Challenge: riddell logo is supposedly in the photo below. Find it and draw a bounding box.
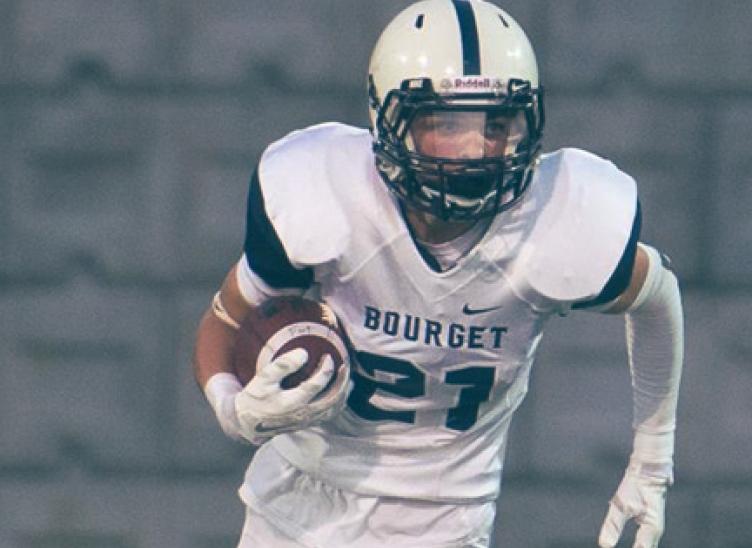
[441,77,504,91]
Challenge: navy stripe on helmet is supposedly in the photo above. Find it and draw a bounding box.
[452,0,481,75]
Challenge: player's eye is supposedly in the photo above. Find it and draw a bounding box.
[485,118,510,138]
[411,113,437,132]
[434,118,460,134]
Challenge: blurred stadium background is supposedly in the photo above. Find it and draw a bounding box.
[1,1,751,546]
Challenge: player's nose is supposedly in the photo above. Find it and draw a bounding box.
[455,130,486,159]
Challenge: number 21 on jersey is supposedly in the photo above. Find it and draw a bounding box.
[346,350,497,432]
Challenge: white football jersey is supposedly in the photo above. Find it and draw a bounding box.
[239,122,637,503]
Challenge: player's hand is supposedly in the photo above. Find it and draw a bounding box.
[598,463,670,548]
[234,348,350,444]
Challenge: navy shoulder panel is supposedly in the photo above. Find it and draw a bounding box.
[243,169,314,289]
[573,200,642,309]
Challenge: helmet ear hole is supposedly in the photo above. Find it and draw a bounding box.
[415,14,425,29]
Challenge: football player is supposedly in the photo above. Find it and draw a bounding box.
[193,1,684,546]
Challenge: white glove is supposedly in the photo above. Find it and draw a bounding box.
[204,348,350,445]
[598,462,671,548]
[234,348,350,444]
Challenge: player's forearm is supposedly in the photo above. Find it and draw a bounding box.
[194,263,255,389]
[193,307,239,389]
[193,305,252,442]
[193,255,308,388]
[624,245,684,471]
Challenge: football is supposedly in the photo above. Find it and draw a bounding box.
[232,296,348,390]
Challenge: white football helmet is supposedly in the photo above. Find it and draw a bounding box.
[369,0,544,221]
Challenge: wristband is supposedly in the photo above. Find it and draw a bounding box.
[204,372,245,442]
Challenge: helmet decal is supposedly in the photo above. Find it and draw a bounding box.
[452,0,481,75]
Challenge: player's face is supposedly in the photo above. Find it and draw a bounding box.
[408,109,519,160]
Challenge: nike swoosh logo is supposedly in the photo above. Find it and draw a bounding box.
[462,304,502,315]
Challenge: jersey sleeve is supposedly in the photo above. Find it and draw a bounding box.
[243,123,357,290]
[243,169,314,290]
[572,200,642,309]
[515,148,639,305]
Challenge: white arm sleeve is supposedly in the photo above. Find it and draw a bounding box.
[235,254,306,306]
[625,244,684,477]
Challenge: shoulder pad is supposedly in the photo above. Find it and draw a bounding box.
[258,123,369,268]
[517,148,638,303]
